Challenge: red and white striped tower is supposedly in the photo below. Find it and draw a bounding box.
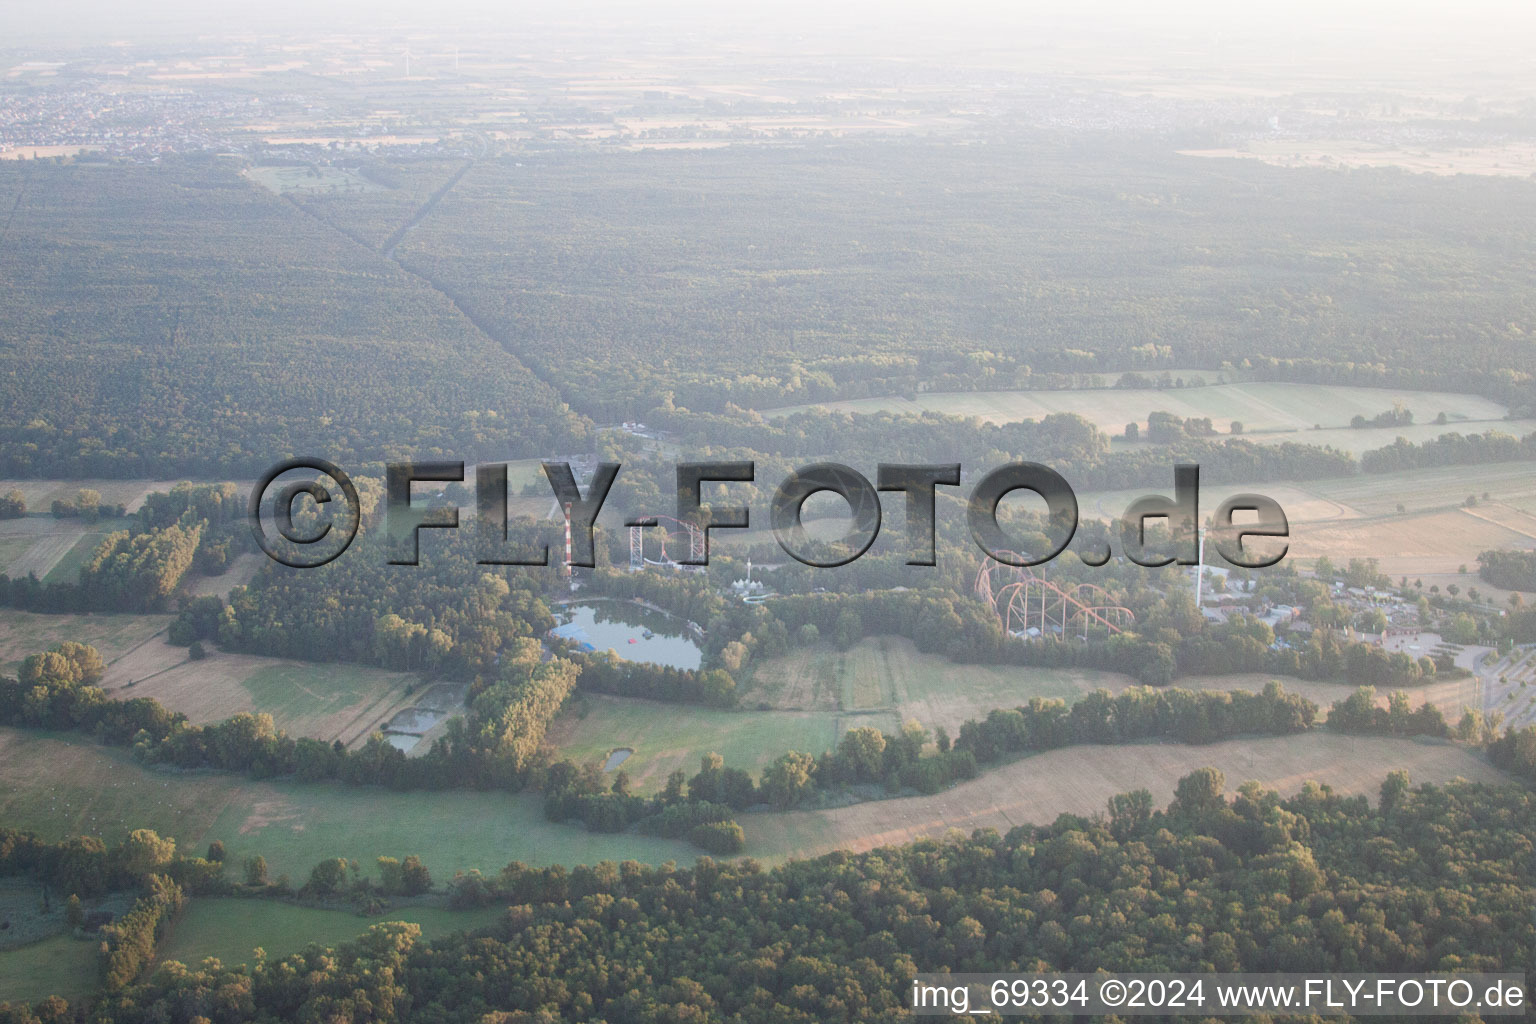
[563,502,573,577]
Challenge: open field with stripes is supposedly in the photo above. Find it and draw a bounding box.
[764,381,1513,438]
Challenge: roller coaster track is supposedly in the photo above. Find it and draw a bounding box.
[974,553,1135,640]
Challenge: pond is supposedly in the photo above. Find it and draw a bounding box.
[385,733,421,753]
[550,601,702,670]
[604,748,634,771]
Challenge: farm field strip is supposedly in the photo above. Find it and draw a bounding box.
[12,532,83,580]
[761,382,1510,436]
[0,479,194,514]
[0,513,139,582]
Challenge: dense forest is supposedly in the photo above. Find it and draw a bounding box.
[4,147,1536,477]
[1,771,1529,1022]
[391,144,1536,420]
[0,159,586,477]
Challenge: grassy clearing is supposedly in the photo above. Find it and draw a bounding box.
[549,695,840,794]
[0,729,696,881]
[157,899,506,970]
[0,609,171,674]
[0,934,97,1005]
[99,641,421,745]
[238,662,418,743]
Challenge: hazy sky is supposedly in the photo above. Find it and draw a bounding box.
[3,0,1534,91]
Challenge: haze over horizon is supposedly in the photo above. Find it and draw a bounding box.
[2,0,1534,96]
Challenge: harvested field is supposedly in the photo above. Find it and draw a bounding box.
[746,732,1509,859]
[1076,482,1355,526]
[1299,508,1536,575]
[1309,462,1536,517]
[763,382,1508,436]
[0,514,131,581]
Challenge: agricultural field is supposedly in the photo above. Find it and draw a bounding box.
[741,636,1131,735]
[0,608,435,750]
[1246,418,1536,457]
[1078,459,1536,579]
[746,731,1511,860]
[0,729,697,881]
[548,638,1133,796]
[553,639,1490,801]
[1308,461,1536,518]
[547,694,868,794]
[763,382,1510,438]
[0,610,171,674]
[0,513,135,583]
[1301,508,1536,577]
[156,899,506,971]
[102,640,424,747]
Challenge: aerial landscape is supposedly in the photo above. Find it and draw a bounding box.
[0,0,1533,1020]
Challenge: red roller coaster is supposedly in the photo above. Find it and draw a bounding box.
[974,553,1135,640]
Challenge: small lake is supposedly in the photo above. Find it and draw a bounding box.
[551,601,702,670]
